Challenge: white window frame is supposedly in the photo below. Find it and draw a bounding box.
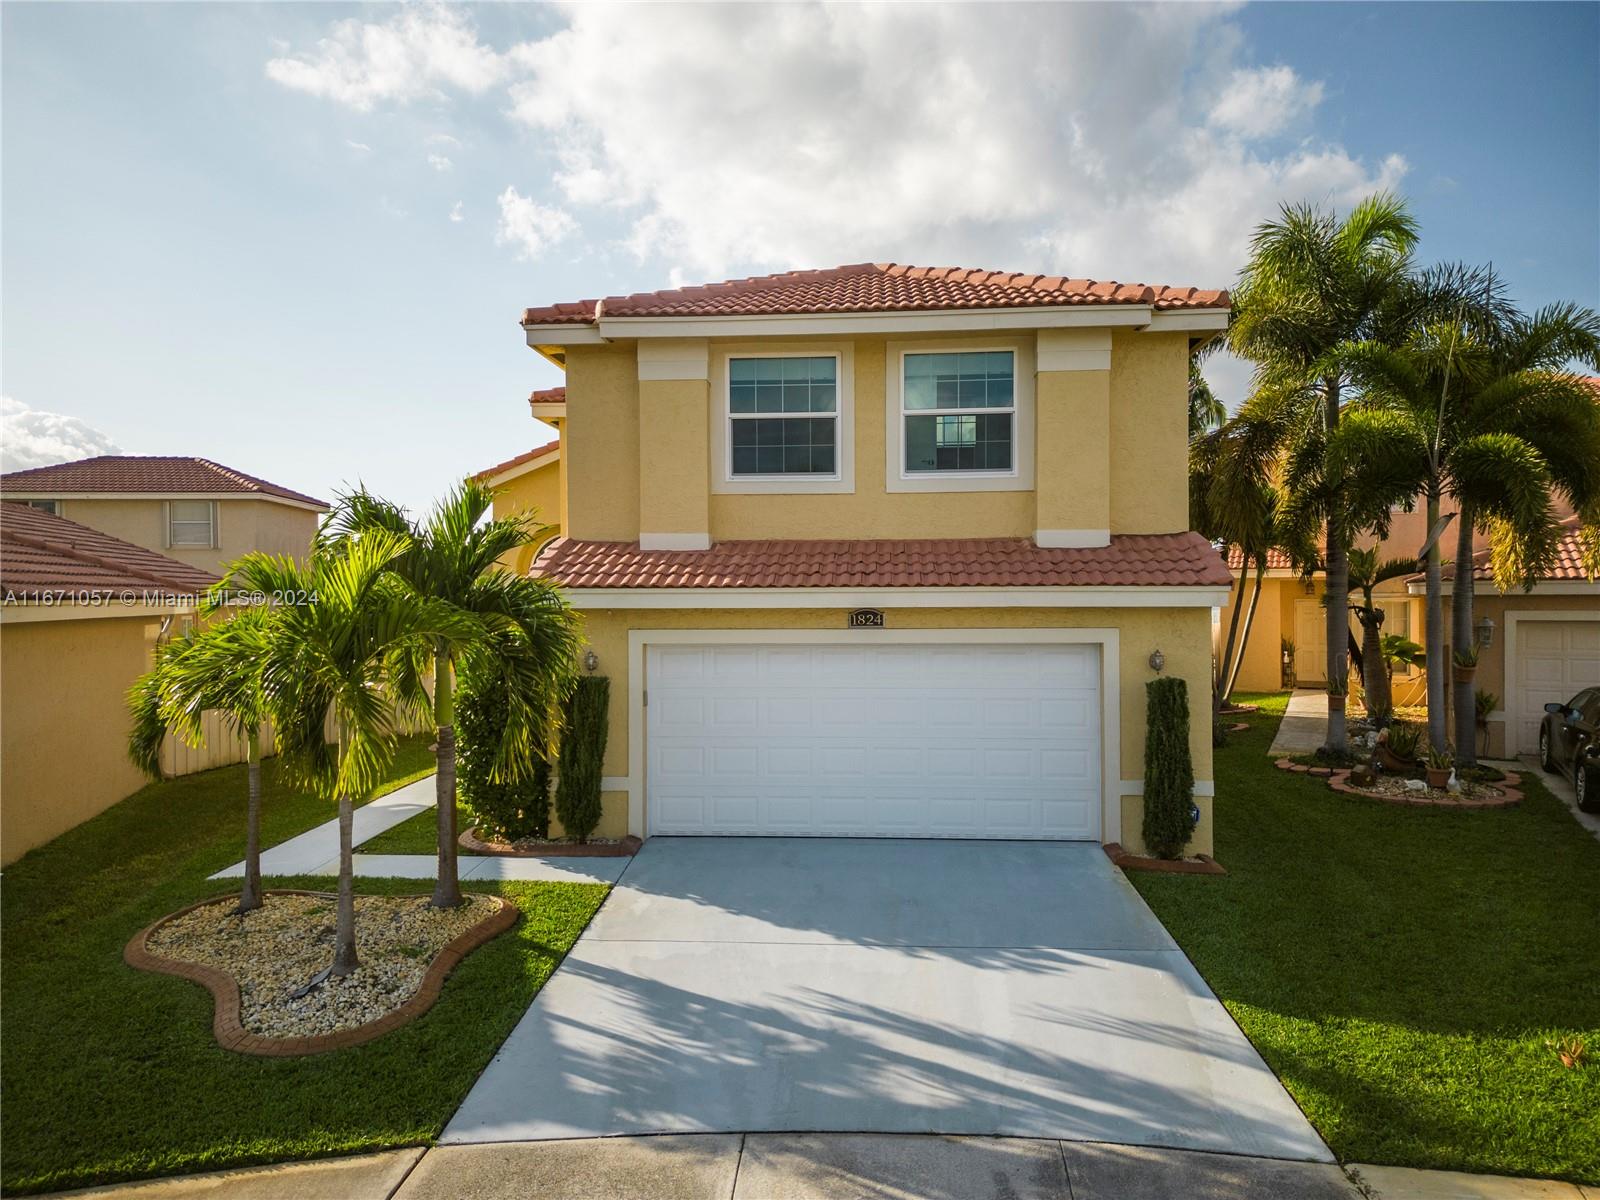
[167,499,216,548]
[711,344,854,494]
[886,339,1035,493]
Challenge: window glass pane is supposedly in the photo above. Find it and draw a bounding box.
[903,350,1015,410]
[729,382,756,413]
[26,500,58,515]
[904,413,1012,472]
[730,359,757,383]
[169,500,213,546]
[729,415,837,476]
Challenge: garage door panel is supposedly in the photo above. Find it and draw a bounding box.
[647,643,1103,840]
[1514,619,1600,754]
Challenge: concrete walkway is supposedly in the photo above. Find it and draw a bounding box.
[445,837,1329,1162]
[208,775,629,885]
[1268,687,1329,755]
[43,1139,1597,1200]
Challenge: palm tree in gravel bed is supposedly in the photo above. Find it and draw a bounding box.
[1345,546,1417,724]
[318,481,583,908]
[128,605,275,913]
[223,531,473,975]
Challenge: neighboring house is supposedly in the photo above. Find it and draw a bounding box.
[1407,515,1599,759]
[0,455,329,576]
[472,427,562,576]
[519,262,1234,855]
[0,503,218,865]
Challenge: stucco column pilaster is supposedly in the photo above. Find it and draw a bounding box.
[637,339,711,550]
[1034,328,1111,548]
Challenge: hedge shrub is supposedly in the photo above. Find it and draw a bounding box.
[456,665,550,842]
[555,675,609,843]
[1142,675,1196,859]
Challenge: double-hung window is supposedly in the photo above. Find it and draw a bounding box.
[902,350,1015,474]
[168,500,215,547]
[728,355,839,477]
[24,500,58,516]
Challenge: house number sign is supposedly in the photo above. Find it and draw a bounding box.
[847,608,885,628]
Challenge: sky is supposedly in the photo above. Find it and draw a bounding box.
[3,1,1596,516]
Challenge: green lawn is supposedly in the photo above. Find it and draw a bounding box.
[1133,692,1600,1184]
[356,801,471,854]
[0,742,607,1195]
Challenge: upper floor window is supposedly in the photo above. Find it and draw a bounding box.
[168,500,215,547]
[728,355,839,477]
[902,351,1015,474]
[24,500,58,516]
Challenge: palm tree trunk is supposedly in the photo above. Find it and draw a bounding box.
[1424,492,1447,751]
[1361,611,1392,720]
[1215,559,1250,715]
[1322,378,1349,754]
[431,645,462,908]
[332,792,359,976]
[1223,555,1267,704]
[236,725,263,915]
[1452,503,1477,765]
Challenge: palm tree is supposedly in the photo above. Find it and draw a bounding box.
[319,481,583,908]
[223,531,472,976]
[1228,193,1421,753]
[1329,303,1600,761]
[1189,361,1226,438]
[128,607,274,913]
[1345,546,1416,723]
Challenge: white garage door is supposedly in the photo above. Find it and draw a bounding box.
[1514,620,1600,753]
[646,643,1102,839]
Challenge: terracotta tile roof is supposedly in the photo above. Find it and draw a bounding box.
[523,263,1229,327]
[1434,516,1596,583]
[535,533,1232,590]
[0,456,328,508]
[1224,546,1297,571]
[529,387,566,405]
[1,502,219,601]
[473,438,560,483]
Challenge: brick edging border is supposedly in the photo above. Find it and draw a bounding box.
[1102,842,1227,875]
[1273,758,1523,809]
[124,889,518,1057]
[458,827,642,858]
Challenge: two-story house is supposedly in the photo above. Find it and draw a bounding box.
[520,263,1233,857]
[0,455,329,574]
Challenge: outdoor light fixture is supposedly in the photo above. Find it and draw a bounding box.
[582,648,599,674]
[1475,616,1495,650]
[1149,648,1165,674]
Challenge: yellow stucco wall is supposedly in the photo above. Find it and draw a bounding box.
[560,329,1191,544]
[1,612,157,865]
[33,497,319,575]
[489,456,563,575]
[574,605,1215,855]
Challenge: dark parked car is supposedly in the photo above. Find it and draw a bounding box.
[1540,688,1600,811]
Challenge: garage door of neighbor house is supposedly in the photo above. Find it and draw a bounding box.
[1514,619,1600,754]
[645,643,1102,839]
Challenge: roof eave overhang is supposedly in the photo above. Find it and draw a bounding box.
[556,584,1231,609]
[523,304,1229,347]
[1405,578,1599,596]
[0,491,328,513]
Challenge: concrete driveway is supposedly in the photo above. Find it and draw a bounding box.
[444,838,1329,1162]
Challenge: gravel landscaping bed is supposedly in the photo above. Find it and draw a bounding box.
[144,893,500,1038]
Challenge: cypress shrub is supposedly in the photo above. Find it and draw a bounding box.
[555,675,609,843]
[456,666,551,842]
[1142,676,1196,859]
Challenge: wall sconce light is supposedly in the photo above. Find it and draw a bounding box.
[1149,648,1165,674]
[1475,616,1495,650]
[582,648,599,674]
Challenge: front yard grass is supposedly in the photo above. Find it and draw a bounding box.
[0,743,607,1195]
[1133,692,1600,1184]
[355,801,471,854]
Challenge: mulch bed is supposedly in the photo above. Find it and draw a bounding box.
[1274,758,1523,809]
[459,827,643,857]
[125,890,516,1056]
[1103,842,1227,875]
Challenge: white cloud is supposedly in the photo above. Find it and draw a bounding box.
[345,139,372,153]
[272,4,1406,306]
[1207,65,1325,139]
[428,153,453,172]
[495,187,576,260]
[426,132,461,148]
[0,396,121,472]
[265,3,505,111]
[449,200,464,223]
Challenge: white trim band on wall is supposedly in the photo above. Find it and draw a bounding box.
[1036,328,1112,372]
[636,338,710,382]
[1120,780,1216,797]
[638,533,713,551]
[1035,529,1111,549]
